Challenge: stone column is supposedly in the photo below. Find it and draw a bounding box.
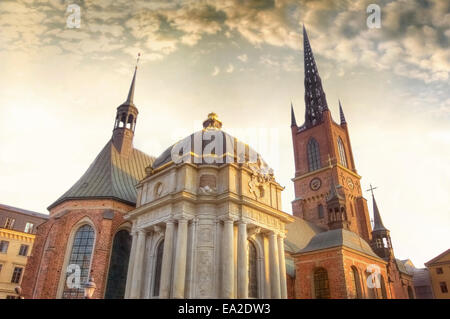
[124,230,137,298]
[277,234,288,299]
[221,218,234,298]
[237,221,248,298]
[130,229,146,298]
[268,231,281,298]
[172,218,189,298]
[159,220,175,298]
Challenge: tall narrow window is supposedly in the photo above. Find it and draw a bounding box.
[307,138,321,171]
[318,204,324,219]
[11,267,23,284]
[440,282,448,293]
[337,137,348,168]
[314,268,330,299]
[380,275,388,299]
[351,267,362,298]
[24,222,34,234]
[62,224,95,299]
[407,286,415,299]
[365,272,376,299]
[0,241,9,253]
[153,240,164,297]
[18,244,29,256]
[105,230,132,299]
[248,241,258,298]
[4,218,15,229]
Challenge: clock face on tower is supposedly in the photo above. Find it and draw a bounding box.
[346,177,354,190]
[310,178,321,191]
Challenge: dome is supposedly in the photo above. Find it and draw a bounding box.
[151,113,274,177]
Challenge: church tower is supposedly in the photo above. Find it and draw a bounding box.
[291,26,372,242]
[112,66,139,157]
[370,194,394,260]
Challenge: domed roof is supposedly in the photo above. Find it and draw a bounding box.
[151,113,274,177]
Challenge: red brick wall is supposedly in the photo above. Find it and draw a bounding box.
[291,111,372,241]
[293,247,391,299]
[22,199,134,299]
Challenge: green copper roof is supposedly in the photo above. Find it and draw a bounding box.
[48,140,154,210]
[298,228,380,259]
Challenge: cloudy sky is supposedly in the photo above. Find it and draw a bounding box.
[0,0,449,267]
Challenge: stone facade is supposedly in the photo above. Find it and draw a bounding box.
[124,121,294,298]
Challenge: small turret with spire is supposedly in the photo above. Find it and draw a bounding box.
[112,54,140,156]
[326,177,349,230]
[368,186,394,261]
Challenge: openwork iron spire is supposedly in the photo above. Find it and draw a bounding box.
[303,26,328,128]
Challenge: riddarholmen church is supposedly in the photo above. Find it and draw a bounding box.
[21,27,416,299]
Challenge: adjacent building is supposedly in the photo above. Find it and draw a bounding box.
[0,204,48,299]
[425,249,450,299]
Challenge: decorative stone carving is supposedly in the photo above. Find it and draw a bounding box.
[196,250,213,297]
[248,156,274,198]
[199,174,217,195]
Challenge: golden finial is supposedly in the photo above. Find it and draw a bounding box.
[203,112,222,130]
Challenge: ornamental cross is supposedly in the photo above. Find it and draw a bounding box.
[366,184,378,197]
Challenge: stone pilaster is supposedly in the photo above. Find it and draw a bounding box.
[159,220,175,298]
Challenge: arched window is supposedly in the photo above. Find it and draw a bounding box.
[119,113,126,128]
[248,241,258,298]
[105,229,132,299]
[407,286,414,299]
[337,137,348,168]
[62,224,95,299]
[127,114,134,130]
[153,240,164,297]
[307,138,321,171]
[313,268,330,299]
[380,275,388,299]
[351,266,362,298]
[365,272,376,299]
[318,204,324,219]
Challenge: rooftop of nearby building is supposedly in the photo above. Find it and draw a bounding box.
[48,140,154,210]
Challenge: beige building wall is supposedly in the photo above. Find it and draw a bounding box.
[426,249,450,299]
[0,229,35,299]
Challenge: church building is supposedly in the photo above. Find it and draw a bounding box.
[21,27,415,299]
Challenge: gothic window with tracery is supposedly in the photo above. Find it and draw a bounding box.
[62,224,95,299]
[338,137,348,168]
[307,138,321,171]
